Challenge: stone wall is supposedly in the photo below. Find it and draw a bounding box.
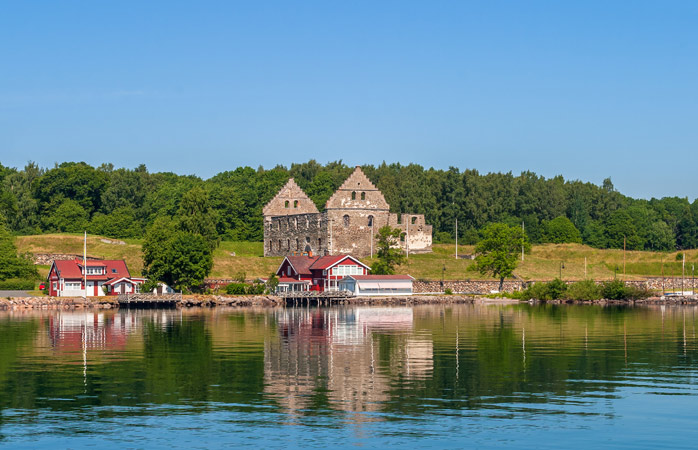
[264,212,328,256]
[32,253,103,265]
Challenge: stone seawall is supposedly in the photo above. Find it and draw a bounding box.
[414,277,696,294]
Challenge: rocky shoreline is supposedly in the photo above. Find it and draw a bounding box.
[3,294,696,310]
[0,294,475,310]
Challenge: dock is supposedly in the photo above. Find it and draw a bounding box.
[278,290,353,306]
[117,293,182,307]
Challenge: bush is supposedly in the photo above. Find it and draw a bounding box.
[444,288,453,295]
[225,283,248,295]
[601,279,627,300]
[565,279,602,301]
[0,279,35,290]
[522,279,567,300]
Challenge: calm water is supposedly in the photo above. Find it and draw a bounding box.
[1,303,698,449]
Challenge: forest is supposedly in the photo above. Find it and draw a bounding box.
[0,160,697,251]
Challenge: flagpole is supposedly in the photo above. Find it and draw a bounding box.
[83,231,87,299]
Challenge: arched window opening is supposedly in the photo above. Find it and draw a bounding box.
[351,191,356,200]
[368,215,374,227]
[278,239,282,250]
[294,200,299,208]
[284,200,289,208]
[411,217,417,225]
[361,192,365,200]
[400,233,405,242]
[287,239,290,250]
[318,238,322,249]
[296,238,300,250]
[343,215,350,227]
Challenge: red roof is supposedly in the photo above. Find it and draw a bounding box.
[278,277,310,283]
[51,259,131,281]
[284,256,319,276]
[310,255,370,271]
[345,275,414,281]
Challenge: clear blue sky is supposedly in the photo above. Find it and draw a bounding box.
[1,1,697,200]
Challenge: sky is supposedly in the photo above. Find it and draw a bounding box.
[1,1,697,200]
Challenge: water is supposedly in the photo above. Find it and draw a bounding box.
[1,303,697,449]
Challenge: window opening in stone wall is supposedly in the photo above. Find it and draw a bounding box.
[411,217,417,224]
[294,200,298,208]
[361,192,365,200]
[285,200,289,208]
[294,217,297,229]
[368,215,373,227]
[397,215,402,224]
[351,191,356,200]
[343,215,350,227]
[318,238,322,249]
[287,239,290,250]
[306,236,311,243]
[278,239,282,250]
[296,238,299,250]
[400,233,405,242]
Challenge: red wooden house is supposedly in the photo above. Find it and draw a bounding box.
[276,254,371,292]
[47,258,146,297]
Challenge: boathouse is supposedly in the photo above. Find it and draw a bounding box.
[337,275,415,296]
[275,254,371,293]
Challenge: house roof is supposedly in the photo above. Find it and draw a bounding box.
[343,275,415,281]
[50,259,131,281]
[277,277,311,283]
[310,254,371,271]
[280,256,319,276]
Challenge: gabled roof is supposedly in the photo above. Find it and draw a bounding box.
[309,254,371,271]
[277,277,311,283]
[49,259,131,280]
[278,255,319,276]
[103,276,140,286]
[263,178,319,217]
[325,166,389,210]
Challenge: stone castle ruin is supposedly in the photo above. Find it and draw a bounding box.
[263,167,432,257]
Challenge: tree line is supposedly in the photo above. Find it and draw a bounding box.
[1,160,697,251]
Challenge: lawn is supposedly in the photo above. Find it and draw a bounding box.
[15,234,698,281]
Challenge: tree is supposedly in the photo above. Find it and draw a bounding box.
[470,223,530,291]
[142,217,213,292]
[42,199,88,233]
[89,206,141,238]
[0,224,38,280]
[543,216,582,244]
[371,225,406,275]
[177,186,219,250]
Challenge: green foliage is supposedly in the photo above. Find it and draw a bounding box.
[0,225,38,281]
[89,206,141,238]
[266,273,279,293]
[521,279,567,300]
[676,252,684,261]
[0,279,35,290]
[565,279,602,301]
[2,160,698,253]
[434,231,454,244]
[372,225,406,275]
[543,216,582,244]
[470,223,530,290]
[600,279,652,300]
[42,199,88,233]
[444,288,453,295]
[225,283,248,295]
[142,217,213,291]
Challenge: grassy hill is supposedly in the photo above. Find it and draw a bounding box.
[15,234,698,282]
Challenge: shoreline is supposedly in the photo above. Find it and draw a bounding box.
[2,294,696,310]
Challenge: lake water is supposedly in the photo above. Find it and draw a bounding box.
[1,303,697,449]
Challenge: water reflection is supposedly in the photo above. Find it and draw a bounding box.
[2,304,698,447]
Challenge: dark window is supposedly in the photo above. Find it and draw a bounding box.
[284,200,289,208]
[343,215,350,227]
[351,191,356,200]
[112,268,117,273]
[318,238,322,248]
[294,200,298,208]
[306,236,311,243]
[411,217,417,224]
[368,215,374,227]
[296,238,299,250]
[361,192,365,200]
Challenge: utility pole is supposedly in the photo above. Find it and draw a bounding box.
[455,217,458,260]
[370,220,374,259]
[623,236,626,279]
[521,221,525,261]
[682,252,685,295]
[83,231,87,299]
[406,215,410,259]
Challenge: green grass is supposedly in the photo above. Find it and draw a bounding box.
[15,234,698,281]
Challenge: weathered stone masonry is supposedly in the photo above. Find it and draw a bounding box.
[263,167,433,258]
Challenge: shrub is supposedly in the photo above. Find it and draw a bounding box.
[601,279,627,300]
[444,288,453,295]
[565,279,602,301]
[0,279,35,290]
[546,278,568,300]
[225,283,248,295]
[521,278,567,300]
